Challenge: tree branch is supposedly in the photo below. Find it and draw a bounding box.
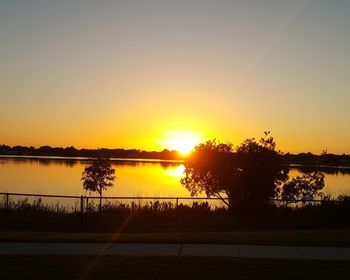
[212,193,230,207]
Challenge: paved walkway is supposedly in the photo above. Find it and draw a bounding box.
[1,242,350,260]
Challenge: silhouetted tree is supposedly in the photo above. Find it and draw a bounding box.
[232,132,289,210]
[281,172,325,205]
[180,140,235,206]
[81,158,116,211]
[181,132,289,213]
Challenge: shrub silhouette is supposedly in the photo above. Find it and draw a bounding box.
[281,172,325,205]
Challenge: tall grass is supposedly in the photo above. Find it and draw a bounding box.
[1,196,350,232]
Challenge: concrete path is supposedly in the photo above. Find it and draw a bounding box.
[1,242,350,260]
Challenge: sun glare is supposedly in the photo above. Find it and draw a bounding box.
[166,165,185,177]
[161,131,201,155]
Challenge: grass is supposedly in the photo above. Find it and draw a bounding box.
[1,229,350,246]
[0,256,349,280]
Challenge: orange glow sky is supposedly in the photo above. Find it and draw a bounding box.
[1,1,350,153]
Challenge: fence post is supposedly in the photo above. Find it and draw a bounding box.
[86,197,89,212]
[85,196,89,225]
[5,193,9,221]
[175,198,179,229]
[80,195,84,229]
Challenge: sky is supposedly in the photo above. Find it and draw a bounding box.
[1,0,349,154]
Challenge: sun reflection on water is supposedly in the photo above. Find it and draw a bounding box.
[166,165,185,178]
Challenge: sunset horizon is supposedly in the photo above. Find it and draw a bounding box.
[1,133,349,156]
[1,1,350,154]
[1,2,350,277]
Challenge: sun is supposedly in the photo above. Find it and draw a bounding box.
[161,131,201,155]
[167,138,197,155]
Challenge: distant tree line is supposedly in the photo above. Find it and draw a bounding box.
[1,144,350,166]
[0,145,182,160]
[283,152,350,167]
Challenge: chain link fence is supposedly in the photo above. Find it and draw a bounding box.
[1,192,82,213]
[0,192,345,232]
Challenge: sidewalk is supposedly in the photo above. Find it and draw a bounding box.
[1,242,350,260]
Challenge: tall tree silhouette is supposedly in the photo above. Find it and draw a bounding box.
[81,158,116,211]
[181,132,289,213]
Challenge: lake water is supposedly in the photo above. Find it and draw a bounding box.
[1,157,350,198]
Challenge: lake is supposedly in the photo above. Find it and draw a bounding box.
[1,157,350,198]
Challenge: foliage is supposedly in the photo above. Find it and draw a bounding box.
[181,132,289,212]
[232,132,289,209]
[180,139,236,204]
[81,158,116,210]
[281,172,325,204]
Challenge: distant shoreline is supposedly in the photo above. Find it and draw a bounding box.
[0,155,183,164]
[1,145,350,167]
[2,155,350,171]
